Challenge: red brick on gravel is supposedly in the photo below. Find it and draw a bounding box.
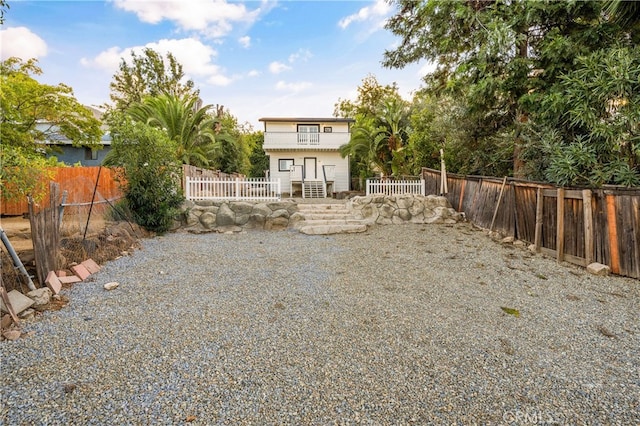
[58,275,82,284]
[81,259,101,274]
[70,264,91,281]
[45,271,62,295]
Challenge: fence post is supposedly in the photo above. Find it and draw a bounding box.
[534,187,543,253]
[235,178,240,201]
[606,194,620,274]
[58,190,68,230]
[582,189,593,265]
[557,188,565,263]
[185,176,191,200]
[420,179,425,196]
[490,176,508,232]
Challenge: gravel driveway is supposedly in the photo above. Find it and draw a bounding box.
[1,223,638,425]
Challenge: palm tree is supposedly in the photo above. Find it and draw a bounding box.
[605,0,640,29]
[127,94,218,167]
[340,96,411,178]
[379,98,410,176]
[339,116,389,177]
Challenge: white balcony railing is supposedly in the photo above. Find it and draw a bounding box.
[298,132,319,145]
[263,132,351,150]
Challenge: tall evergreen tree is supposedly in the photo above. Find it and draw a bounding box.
[383,0,639,186]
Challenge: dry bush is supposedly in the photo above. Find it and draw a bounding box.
[1,249,27,293]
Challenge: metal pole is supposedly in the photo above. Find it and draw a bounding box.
[83,166,102,241]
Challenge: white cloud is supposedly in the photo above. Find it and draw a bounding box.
[247,69,261,77]
[113,0,267,38]
[238,35,251,48]
[81,37,232,86]
[207,74,232,86]
[0,27,48,60]
[288,48,312,64]
[80,46,122,70]
[269,61,291,74]
[275,81,312,92]
[338,0,391,30]
[419,61,437,76]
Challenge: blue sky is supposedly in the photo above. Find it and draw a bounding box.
[1,0,432,129]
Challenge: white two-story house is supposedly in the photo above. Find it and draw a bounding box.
[260,117,354,198]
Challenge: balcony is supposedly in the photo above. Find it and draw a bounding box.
[263,132,351,151]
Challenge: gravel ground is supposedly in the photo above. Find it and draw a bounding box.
[1,223,638,425]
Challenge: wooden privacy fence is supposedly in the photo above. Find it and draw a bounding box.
[1,167,123,216]
[366,178,426,196]
[181,164,244,192]
[422,167,640,279]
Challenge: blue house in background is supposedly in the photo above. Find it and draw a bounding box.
[43,106,112,166]
[45,132,112,166]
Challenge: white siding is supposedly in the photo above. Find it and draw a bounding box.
[264,121,350,133]
[267,150,350,193]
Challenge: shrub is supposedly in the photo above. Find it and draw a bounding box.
[104,118,183,234]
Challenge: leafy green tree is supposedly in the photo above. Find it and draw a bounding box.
[125,94,218,167]
[103,114,183,233]
[537,45,640,186]
[334,74,400,119]
[408,92,467,173]
[0,57,102,200]
[209,109,252,175]
[246,131,269,178]
[109,48,198,112]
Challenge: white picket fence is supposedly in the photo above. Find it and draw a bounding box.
[185,177,281,201]
[366,178,425,196]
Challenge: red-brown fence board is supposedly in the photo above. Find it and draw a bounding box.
[1,167,123,216]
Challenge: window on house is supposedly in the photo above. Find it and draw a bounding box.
[297,124,320,133]
[279,159,294,171]
[85,148,98,160]
[297,124,320,145]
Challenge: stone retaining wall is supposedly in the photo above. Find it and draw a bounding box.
[178,195,462,233]
[179,200,298,233]
[348,194,463,225]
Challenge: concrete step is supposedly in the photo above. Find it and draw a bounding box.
[295,218,365,227]
[298,224,368,235]
[299,213,353,220]
[297,203,347,211]
[294,202,368,234]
